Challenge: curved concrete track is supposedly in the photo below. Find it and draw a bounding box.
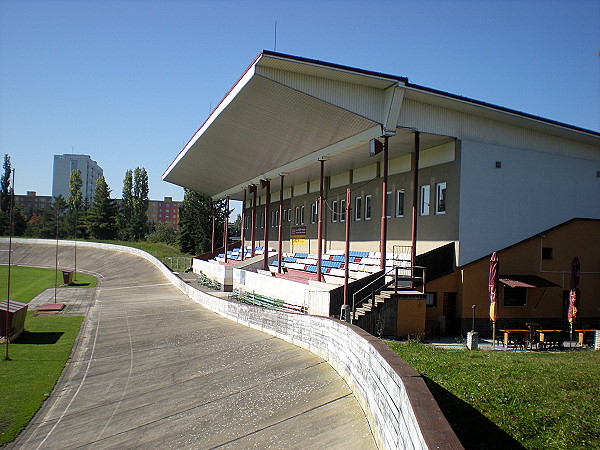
[9,242,375,449]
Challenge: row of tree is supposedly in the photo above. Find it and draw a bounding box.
[0,154,237,256]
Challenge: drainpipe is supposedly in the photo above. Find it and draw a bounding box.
[277,174,285,274]
[250,184,257,257]
[261,179,271,271]
[411,131,420,287]
[223,195,229,263]
[317,159,325,282]
[342,188,351,321]
[380,136,389,270]
[240,188,246,261]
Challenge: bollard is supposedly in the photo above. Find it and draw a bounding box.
[467,331,479,350]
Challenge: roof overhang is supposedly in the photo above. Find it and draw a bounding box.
[499,275,560,289]
[163,51,414,199]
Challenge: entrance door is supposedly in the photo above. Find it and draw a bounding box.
[443,292,460,335]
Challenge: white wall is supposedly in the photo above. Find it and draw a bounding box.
[458,140,600,265]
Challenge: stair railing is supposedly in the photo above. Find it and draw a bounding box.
[352,267,396,321]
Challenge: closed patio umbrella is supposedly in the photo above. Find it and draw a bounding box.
[489,252,499,347]
[568,256,580,346]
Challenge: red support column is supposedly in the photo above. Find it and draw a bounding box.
[250,185,257,257]
[211,215,215,255]
[342,188,351,321]
[240,188,246,261]
[224,196,229,263]
[316,159,325,282]
[411,131,420,284]
[261,179,271,271]
[380,136,389,270]
[277,174,285,274]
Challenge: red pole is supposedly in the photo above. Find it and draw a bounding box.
[211,215,215,255]
[342,188,351,321]
[411,131,420,285]
[261,179,271,271]
[250,185,257,257]
[316,159,325,282]
[240,188,246,261]
[380,136,389,270]
[223,196,229,263]
[277,174,284,274]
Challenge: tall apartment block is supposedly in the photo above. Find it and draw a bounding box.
[52,154,103,205]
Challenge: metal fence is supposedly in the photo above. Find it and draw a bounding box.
[162,256,192,272]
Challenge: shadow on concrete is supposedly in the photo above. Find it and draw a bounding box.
[422,376,525,450]
[15,331,64,345]
[67,282,91,287]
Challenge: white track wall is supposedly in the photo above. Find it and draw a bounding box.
[7,239,460,450]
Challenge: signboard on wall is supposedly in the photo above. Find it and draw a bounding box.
[291,226,306,245]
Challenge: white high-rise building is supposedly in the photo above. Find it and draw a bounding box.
[52,154,103,205]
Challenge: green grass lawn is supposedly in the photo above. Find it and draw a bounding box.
[90,240,192,262]
[0,265,97,303]
[0,265,94,444]
[387,341,600,449]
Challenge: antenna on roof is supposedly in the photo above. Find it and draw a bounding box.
[274,20,277,52]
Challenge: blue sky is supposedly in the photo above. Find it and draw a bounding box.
[1,0,598,203]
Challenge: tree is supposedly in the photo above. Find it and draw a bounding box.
[178,190,225,255]
[131,167,149,240]
[66,169,84,238]
[117,167,149,240]
[117,169,133,240]
[85,177,117,239]
[0,154,11,213]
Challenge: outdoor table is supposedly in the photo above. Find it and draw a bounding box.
[575,329,596,347]
[500,329,529,348]
[537,330,563,350]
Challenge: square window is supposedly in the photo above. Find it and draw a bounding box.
[396,190,404,217]
[435,182,446,215]
[355,196,362,221]
[420,185,430,216]
[425,292,437,307]
[542,247,553,260]
[504,287,527,307]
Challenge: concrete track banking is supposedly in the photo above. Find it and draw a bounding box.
[7,242,375,449]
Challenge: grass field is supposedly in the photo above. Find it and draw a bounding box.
[0,265,93,445]
[387,341,600,449]
[0,265,97,303]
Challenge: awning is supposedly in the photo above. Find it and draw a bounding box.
[499,275,560,289]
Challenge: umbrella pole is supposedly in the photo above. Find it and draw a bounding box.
[570,322,573,349]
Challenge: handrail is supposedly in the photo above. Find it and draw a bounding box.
[352,267,396,320]
[351,265,428,322]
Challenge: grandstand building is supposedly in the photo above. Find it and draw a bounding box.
[163,51,600,336]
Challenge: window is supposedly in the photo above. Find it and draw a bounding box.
[396,190,404,217]
[355,196,362,221]
[300,205,305,224]
[504,287,527,307]
[287,208,291,222]
[420,185,430,216]
[282,208,288,223]
[340,199,346,222]
[310,201,317,224]
[542,247,553,260]
[331,200,338,222]
[425,292,437,307]
[259,212,264,229]
[295,206,300,225]
[364,195,371,220]
[386,191,392,218]
[435,182,446,215]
